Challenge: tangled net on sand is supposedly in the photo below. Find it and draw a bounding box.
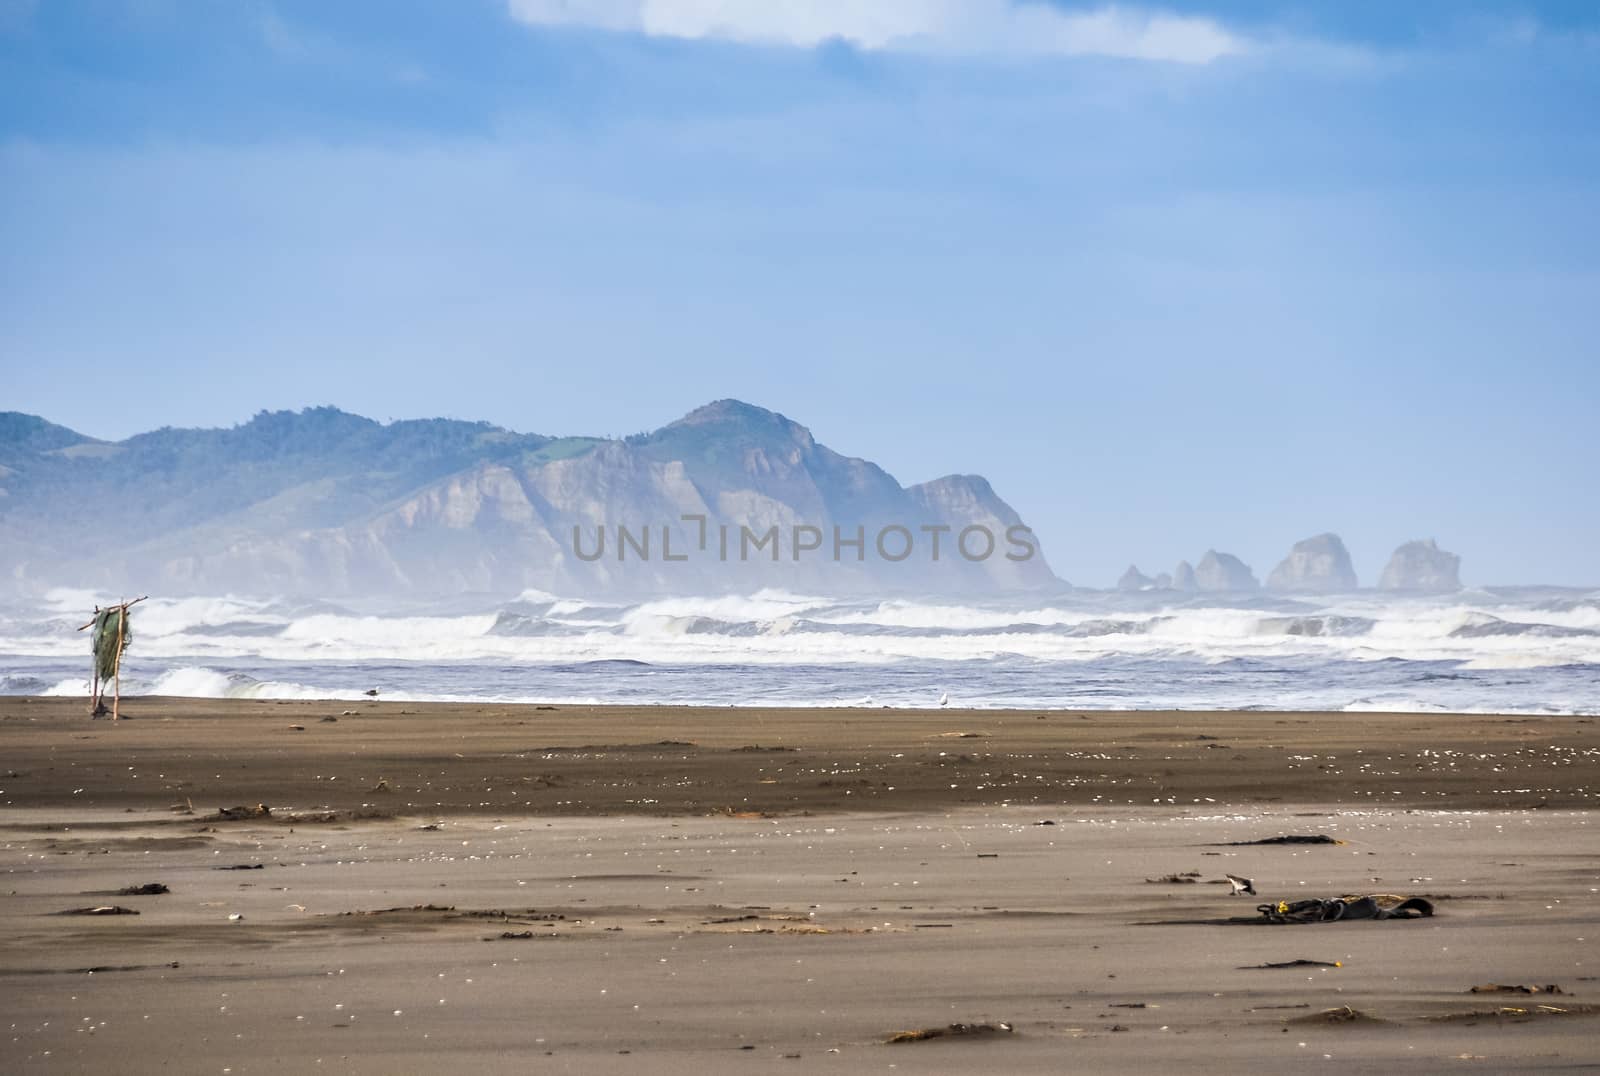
[1257,894,1434,924]
[90,607,132,681]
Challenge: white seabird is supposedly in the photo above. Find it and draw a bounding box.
[1225,873,1256,896]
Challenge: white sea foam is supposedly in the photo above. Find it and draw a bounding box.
[41,587,107,612]
[623,590,830,625]
[42,676,92,696]
[1456,653,1578,671]
[277,613,499,652]
[134,595,286,636]
[809,600,1079,630]
[147,666,238,697]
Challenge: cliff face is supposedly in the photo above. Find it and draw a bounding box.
[1268,533,1359,593]
[1195,550,1259,591]
[1172,560,1197,591]
[903,474,1052,591]
[1380,539,1462,591]
[0,401,1061,598]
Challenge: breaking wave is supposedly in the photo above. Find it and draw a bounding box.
[2,585,1597,712]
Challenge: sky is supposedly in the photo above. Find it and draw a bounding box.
[2,0,1597,587]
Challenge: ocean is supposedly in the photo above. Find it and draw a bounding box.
[2,586,1598,714]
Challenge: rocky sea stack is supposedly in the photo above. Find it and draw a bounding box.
[1380,539,1462,592]
[1117,565,1154,591]
[1268,533,1359,593]
[1195,550,1259,591]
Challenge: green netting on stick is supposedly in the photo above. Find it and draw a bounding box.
[91,608,131,681]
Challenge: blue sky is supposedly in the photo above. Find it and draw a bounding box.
[2,1,1597,586]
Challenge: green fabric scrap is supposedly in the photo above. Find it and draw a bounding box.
[91,608,131,680]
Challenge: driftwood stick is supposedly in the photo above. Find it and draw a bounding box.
[113,599,125,721]
[76,596,146,631]
[85,604,102,713]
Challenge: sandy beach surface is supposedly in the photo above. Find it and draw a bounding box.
[2,698,1597,1072]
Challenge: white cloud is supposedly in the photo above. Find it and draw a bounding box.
[506,1,1250,64]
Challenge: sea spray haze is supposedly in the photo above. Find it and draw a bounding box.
[2,585,1597,714]
[0,402,1055,599]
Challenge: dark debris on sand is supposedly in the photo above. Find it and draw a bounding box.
[1240,958,1341,969]
[13,962,182,976]
[212,804,272,821]
[1257,895,1434,924]
[1432,1003,1596,1022]
[1290,1006,1389,1025]
[886,1022,1013,1044]
[204,803,396,826]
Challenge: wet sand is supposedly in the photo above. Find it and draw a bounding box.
[2,698,1597,1072]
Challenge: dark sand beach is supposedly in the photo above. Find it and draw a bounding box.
[3,698,1597,1072]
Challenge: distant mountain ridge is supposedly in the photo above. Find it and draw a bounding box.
[0,401,1060,598]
